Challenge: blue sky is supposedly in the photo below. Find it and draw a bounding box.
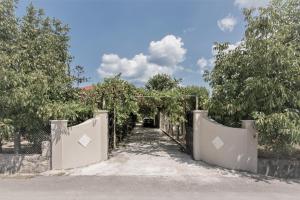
[16,0,268,87]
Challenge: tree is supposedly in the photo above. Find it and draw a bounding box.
[0,1,91,153]
[86,74,139,148]
[182,86,209,111]
[145,73,181,91]
[72,65,89,87]
[0,0,19,152]
[205,0,300,151]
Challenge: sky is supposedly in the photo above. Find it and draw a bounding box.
[16,0,269,87]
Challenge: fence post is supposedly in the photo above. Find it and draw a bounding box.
[193,110,208,160]
[50,120,68,170]
[41,141,51,158]
[241,120,258,173]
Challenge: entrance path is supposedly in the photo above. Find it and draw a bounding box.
[69,125,243,178]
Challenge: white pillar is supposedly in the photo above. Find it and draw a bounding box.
[94,110,109,161]
[193,110,208,160]
[50,120,68,170]
[241,120,258,173]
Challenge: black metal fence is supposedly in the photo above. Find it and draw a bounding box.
[185,111,193,155]
[159,111,193,155]
[0,125,51,154]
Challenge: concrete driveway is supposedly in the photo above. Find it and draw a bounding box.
[68,125,234,178]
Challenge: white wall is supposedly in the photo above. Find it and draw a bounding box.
[193,110,257,173]
[51,111,108,170]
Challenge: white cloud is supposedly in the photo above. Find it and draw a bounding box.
[148,35,186,66]
[198,41,242,75]
[97,35,187,83]
[196,57,215,75]
[183,27,196,34]
[234,0,269,8]
[217,15,237,32]
[211,41,243,56]
[227,41,243,51]
[197,58,208,69]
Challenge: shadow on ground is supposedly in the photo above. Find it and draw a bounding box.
[115,125,300,184]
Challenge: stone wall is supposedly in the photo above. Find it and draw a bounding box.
[0,154,50,174]
[258,158,300,179]
[0,141,51,174]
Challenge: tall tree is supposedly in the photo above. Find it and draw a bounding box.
[0,0,19,152]
[145,73,181,91]
[86,74,139,148]
[205,0,300,150]
[0,1,90,152]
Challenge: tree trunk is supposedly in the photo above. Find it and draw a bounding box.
[113,107,116,149]
[0,137,2,153]
[170,123,174,136]
[176,125,180,140]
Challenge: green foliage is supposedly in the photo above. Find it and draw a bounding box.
[0,119,14,141]
[140,74,209,124]
[145,73,181,91]
[0,0,89,148]
[182,86,209,110]
[86,74,139,126]
[84,74,139,147]
[205,0,300,149]
[253,110,300,152]
[137,88,161,118]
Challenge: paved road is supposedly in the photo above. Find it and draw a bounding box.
[0,175,299,200]
[0,125,299,200]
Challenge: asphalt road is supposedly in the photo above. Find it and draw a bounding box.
[0,175,299,200]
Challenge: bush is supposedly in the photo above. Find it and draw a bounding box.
[254,111,300,152]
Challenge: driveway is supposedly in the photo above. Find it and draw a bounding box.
[68,124,233,178]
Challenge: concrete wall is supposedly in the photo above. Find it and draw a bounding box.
[51,111,108,170]
[193,110,257,173]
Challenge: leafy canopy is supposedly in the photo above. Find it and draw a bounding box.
[205,0,300,150]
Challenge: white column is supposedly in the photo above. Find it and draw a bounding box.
[50,120,68,170]
[193,110,208,160]
[94,110,109,161]
[241,120,258,173]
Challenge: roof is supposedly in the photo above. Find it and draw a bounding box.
[81,85,95,91]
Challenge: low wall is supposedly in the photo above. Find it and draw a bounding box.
[0,154,50,174]
[258,158,300,179]
[0,141,51,174]
[51,111,108,170]
[193,110,257,173]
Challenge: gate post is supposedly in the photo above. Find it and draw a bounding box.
[50,120,68,170]
[241,120,258,173]
[94,110,109,161]
[193,110,208,160]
